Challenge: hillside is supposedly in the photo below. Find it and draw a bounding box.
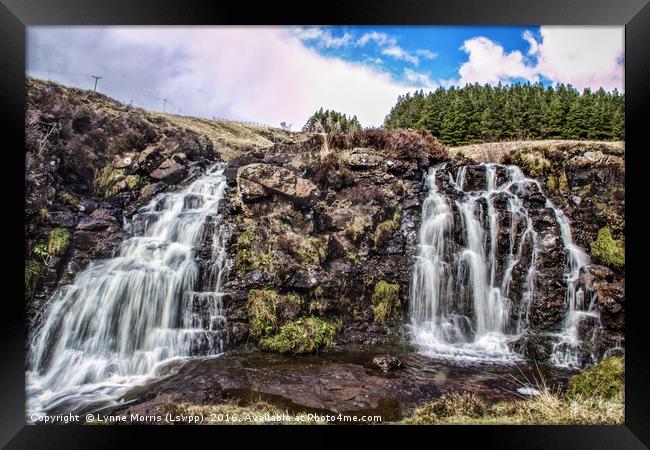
[153,113,297,160]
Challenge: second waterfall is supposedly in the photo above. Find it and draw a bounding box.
[409,162,594,363]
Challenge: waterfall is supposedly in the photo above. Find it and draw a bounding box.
[27,166,229,417]
[410,163,593,364]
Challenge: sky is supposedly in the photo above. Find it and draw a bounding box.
[26,26,624,129]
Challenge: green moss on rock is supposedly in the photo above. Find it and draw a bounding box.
[248,289,302,338]
[37,208,50,222]
[32,242,49,261]
[48,227,71,257]
[546,172,569,195]
[371,280,401,323]
[94,163,126,197]
[373,220,397,249]
[590,226,625,269]
[568,356,624,400]
[125,174,145,190]
[345,216,368,243]
[236,226,257,272]
[298,237,325,265]
[258,317,338,354]
[510,151,551,177]
[57,191,79,209]
[25,258,45,301]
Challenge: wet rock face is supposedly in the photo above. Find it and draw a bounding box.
[429,163,571,335]
[510,334,557,361]
[149,158,188,184]
[563,151,625,252]
[494,144,625,362]
[578,265,625,332]
[220,132,445,347]
[412,159,624,365]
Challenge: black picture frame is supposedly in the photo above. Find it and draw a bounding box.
[2,0,648,447]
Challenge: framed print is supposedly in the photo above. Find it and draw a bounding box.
[2,0,649,447]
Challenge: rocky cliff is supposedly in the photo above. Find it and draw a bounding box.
[25,79,624,366]
[219,130,447,349]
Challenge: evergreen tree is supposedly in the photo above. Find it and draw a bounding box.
[544,96,565,138]
[440,96,469,146]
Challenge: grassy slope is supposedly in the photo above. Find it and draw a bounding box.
[154,113,299,160]
[449,139,625,163]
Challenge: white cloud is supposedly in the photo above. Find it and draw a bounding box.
[382,45,420,65]
[403,68,436,88]
[416,49,438,60]
[357,31,394,47]
[457,36,538,85]
[528,26,623,91]
[28,27,417,127]
[357,31,436,66]
[293,27,353,48]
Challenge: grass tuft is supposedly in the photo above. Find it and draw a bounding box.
[371,280,401,323]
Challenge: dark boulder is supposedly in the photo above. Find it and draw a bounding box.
[510,333,557,361]
[150,159,188,185]
[136,144,166,173]
[237,163,318,206]
[347,148,383,170]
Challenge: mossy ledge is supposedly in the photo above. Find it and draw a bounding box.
[590,226,625,269]
[568,355,624,400]
[373,207,401,250]
[47,227,71,257]
[259,317,339,354]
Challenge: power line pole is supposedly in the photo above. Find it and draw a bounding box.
[163,98,167,113]
[178,109,181,115]
[91,75,102,92]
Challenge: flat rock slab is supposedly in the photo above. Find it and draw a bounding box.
[113,348,575,421]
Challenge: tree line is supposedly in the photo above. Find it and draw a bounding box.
[383,82,624,146]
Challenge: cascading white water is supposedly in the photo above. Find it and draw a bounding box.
[410,164,523,360]
[410,163,592,364]
[27,166,229,417]
[549,207,593,366]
